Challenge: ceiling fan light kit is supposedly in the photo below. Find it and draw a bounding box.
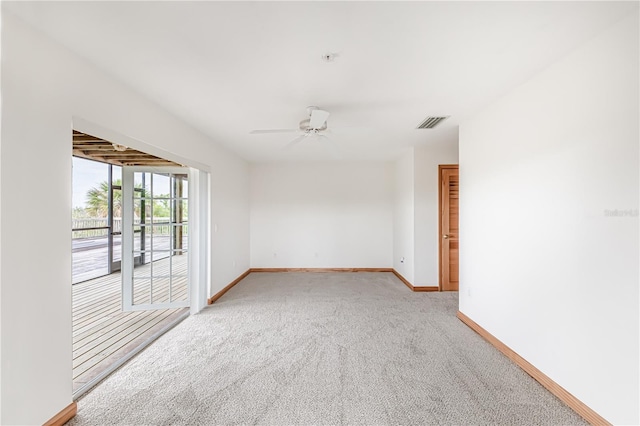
[299,119,326,133]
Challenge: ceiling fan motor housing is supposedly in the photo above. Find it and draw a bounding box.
[299,118,327,132]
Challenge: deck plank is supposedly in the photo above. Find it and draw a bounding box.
[72,309,187,390]
[72,254,188,392]
[73,287,188,353]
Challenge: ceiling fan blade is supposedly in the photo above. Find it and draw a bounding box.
[250,129,298,134]
[282,135,306,150]
[309,109,330,129]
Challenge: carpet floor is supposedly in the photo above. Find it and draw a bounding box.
[68,272,587,425]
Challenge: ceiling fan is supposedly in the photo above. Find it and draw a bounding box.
[250,106,340,155]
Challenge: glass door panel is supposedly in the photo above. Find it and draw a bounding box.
[122,167,190,311]
[72,157,110,284]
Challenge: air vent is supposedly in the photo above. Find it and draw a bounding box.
[416,116,449,129]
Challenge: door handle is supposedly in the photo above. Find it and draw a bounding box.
[443,234,449,239]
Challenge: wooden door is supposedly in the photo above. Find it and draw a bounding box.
[439,165,459,291]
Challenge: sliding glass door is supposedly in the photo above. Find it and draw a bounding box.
[122,166,190,311]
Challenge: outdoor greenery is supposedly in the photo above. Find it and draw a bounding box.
[78,179,176,219]
[73,178,188,239]
[86,180,121,217]
[72,206,91,219]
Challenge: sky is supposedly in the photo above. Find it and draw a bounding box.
[72,157,120,209]
[73,158,175,209]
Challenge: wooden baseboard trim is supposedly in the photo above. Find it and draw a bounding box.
[43,402,77,426]
[207,269,251,305]
[412,285,439,292]
[456,311,611,426]
[209,268,435,304]
[250,268,393,273]
[392,269,414,290]
[392,269,439,292]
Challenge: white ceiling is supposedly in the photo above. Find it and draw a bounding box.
[4,1,637,162]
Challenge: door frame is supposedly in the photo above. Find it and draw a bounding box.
[73,117,211,313]
[438,164,459,291]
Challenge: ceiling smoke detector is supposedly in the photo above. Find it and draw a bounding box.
[112,143,128,151]
[321,52,338,62]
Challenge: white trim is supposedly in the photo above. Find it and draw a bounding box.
[189,169,210,315]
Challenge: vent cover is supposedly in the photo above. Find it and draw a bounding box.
[416,116,449,129]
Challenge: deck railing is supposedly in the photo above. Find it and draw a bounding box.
[72,218,187,239]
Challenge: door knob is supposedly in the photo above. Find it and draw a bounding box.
[443,234,449,239]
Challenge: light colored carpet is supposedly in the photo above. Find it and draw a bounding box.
[68,272,587,425]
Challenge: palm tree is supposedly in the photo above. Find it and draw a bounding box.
[85,179,168,218]
[85,180,121,218]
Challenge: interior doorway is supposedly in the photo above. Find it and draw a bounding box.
[439,164,459,291]
[71,130,198,396]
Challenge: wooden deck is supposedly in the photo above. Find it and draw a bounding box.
[73,254,189,393]
[72,234,186,284]
[72,236,110,284]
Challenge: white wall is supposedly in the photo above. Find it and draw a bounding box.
[0,11,249,425]
[210,157,250,288]
[393,150,415,281]
[0,8,3,422]
[459,13,638,425]
[250,162,393,268]
[413,135,459,287]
